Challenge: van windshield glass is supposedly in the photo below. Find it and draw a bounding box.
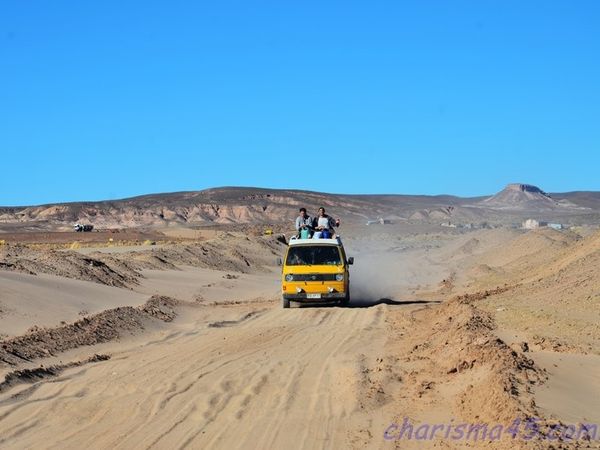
[286,246,342,266]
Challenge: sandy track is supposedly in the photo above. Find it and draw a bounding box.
[0,302,419,449]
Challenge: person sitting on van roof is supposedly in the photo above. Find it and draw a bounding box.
[295,207,313,238]
[312,207,340,239]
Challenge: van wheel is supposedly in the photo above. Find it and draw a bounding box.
[341,294,350,307]
[282,297,290,309]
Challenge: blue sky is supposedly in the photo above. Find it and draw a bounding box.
[1,1,599,205]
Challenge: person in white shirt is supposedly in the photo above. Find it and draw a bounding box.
[312,207,340,239]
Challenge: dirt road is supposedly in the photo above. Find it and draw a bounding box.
[0,300,432,449]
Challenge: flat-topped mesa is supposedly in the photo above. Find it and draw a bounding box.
[476,182,570,210]
[504,183,548,195]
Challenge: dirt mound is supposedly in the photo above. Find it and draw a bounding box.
[0,244,140,288]
[494,228,576,265]
[460,228,580,288]
[0,354,110,394]
[122,236,282,274]
[462,229,600,354]
[0,295,179,366]
[0,234,285,288]
[140,295,179,322]
[390,294,547,444]
[457,237,480,254]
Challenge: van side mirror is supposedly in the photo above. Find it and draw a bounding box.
[347,257,354,265]
[276,257,283,266]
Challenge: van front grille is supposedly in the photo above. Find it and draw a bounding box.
[292,274,337,282]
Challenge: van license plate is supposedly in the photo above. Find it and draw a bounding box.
[306,293,321,299]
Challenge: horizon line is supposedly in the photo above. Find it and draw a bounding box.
[1,184,599,209]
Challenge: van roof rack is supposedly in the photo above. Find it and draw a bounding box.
[288,236,342,246]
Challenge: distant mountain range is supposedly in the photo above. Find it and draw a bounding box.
[1,185,599,230]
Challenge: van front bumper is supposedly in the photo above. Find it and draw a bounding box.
[283,292,347,302]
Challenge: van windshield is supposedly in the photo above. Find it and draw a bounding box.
[286,246,342,266]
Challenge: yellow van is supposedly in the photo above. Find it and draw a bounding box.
[280,236,354,308]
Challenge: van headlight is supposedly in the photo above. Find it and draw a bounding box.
[285,274,294,282]
[335,274,344,281]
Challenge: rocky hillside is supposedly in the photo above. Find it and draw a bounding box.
[1,185,599,230]
[0,187,476,229]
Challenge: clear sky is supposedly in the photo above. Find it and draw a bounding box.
[1,1,599,206]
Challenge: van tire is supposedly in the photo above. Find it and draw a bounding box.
[341,293,350,307]
[282,297,290,309]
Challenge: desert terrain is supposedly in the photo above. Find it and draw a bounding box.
[0,185,599,449]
